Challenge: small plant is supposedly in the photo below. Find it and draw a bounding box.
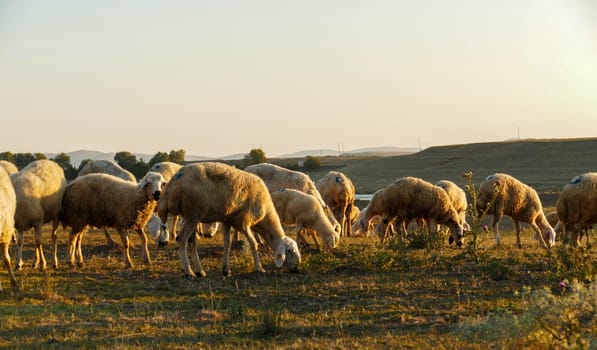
[461,171,498,258]
[259,297,284,336]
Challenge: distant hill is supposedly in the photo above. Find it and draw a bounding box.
[276,146,418,158]
[301,138,597,194]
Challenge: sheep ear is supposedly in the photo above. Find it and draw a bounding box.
[494,180,501,187]
[274,244,286,268]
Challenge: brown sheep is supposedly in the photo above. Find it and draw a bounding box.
[0,167,19,291]
[270,188,340,249]
[157,162,301,277]
[435,180,470,231]
[357,177,464,246]
[316,171,356,237]
[477,173,555,248]
[555,173,597,247]
[60,172,166,268]
[11,160,67,270]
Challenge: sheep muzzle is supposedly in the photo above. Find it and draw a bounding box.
[152,191,161,200]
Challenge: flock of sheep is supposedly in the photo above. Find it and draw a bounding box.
[0,157,594,292]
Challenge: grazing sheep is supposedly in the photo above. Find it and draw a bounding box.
[60,172,166,268]
[316,171,356,237]
[157,162,301,277]
[357,177,465,246]
[244,163,341,233]
[477,173,555,248]
[0,167,19,291]
[555,173,597,247]
[11,160,67,270]
[149,162,183,182]
[435,180,470,231]
[78,159,136,182]
[78,160,169,246]
[0,160,18,175]
[270,188,340,249]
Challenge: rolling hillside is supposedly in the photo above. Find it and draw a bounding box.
[294,138,597,194]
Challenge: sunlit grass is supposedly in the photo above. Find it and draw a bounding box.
[0,223,595,348]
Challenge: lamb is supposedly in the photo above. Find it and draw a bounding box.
[0,167,19,291]
[149,162,183,182]
[316,171,356,237]
[11,160,67,270]
[477,173,555,248]
[555,173,597,247]
[435,180,470,231]
[270,188,340,249]
[59,172,166,268]
[78,160,169,246]
[244,163,341,233]
[0,160,18,175]
[157,162,301,277]
[356,177,465,246]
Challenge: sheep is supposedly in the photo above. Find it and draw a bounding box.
[316,171,356,237]
[435,180,470,231]
[555,173,597,247]
[0,160,18,175]
[59,172,166,268]
[149,161,183,182]
[0,167,19,291]
[10,160,67,270]
[270,188,340,250]
[477,173,555,248]
[244,163,341,233]
[157,162,301,277]
[78,160,169,247]
[78,159,136,182]
[356,177,465,246]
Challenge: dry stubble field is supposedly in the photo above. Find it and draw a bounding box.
[0,211,596,350]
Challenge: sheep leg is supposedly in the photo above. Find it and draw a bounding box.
[171,215,180,241]
[344,205,353,237]
[177,219,199,277]
[67,227,85,268]
[16,230,24,270]
[514,221,522,248]
[135,228,152,266]
[51,220,59,269]
[1,242,20,292]
[118,230,134,268]
[75,230,86,267]
[491,215,502,246]
[221,225,234,277]
[33,224,47,270]
[244,227,265,274]
[187,232,206,277]
[309,229,321,249]
[103,228,120,248]
[530,220,550,249]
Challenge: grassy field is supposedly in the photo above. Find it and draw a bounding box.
[1,214,596,349]
[2,138,597,349]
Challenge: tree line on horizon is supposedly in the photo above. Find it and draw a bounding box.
[0,148,322,181]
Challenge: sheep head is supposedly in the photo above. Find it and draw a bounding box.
[140,172,166,200]
[274,236,301,273]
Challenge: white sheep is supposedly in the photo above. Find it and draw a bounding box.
[0,160,18,175]
[59,172,166,268]
[477,173,555,248]
[11,160,67,270]
[0,167,19,291]
[555,173,597,247]
[270,188,340,249]
[78,159,136,182]
[157,162,301,277]
[78,160,169,246]
[316,171,356,237]
[435,180,470,231]
[244,163,341,233]
[356,177,465,246]
[149,161,183,182]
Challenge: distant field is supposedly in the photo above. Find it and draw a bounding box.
[267,138,597,195]
[1,222,595,348]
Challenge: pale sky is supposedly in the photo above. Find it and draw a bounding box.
[1,1,596,158]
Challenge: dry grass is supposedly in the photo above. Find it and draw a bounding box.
[1,219,595,349]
